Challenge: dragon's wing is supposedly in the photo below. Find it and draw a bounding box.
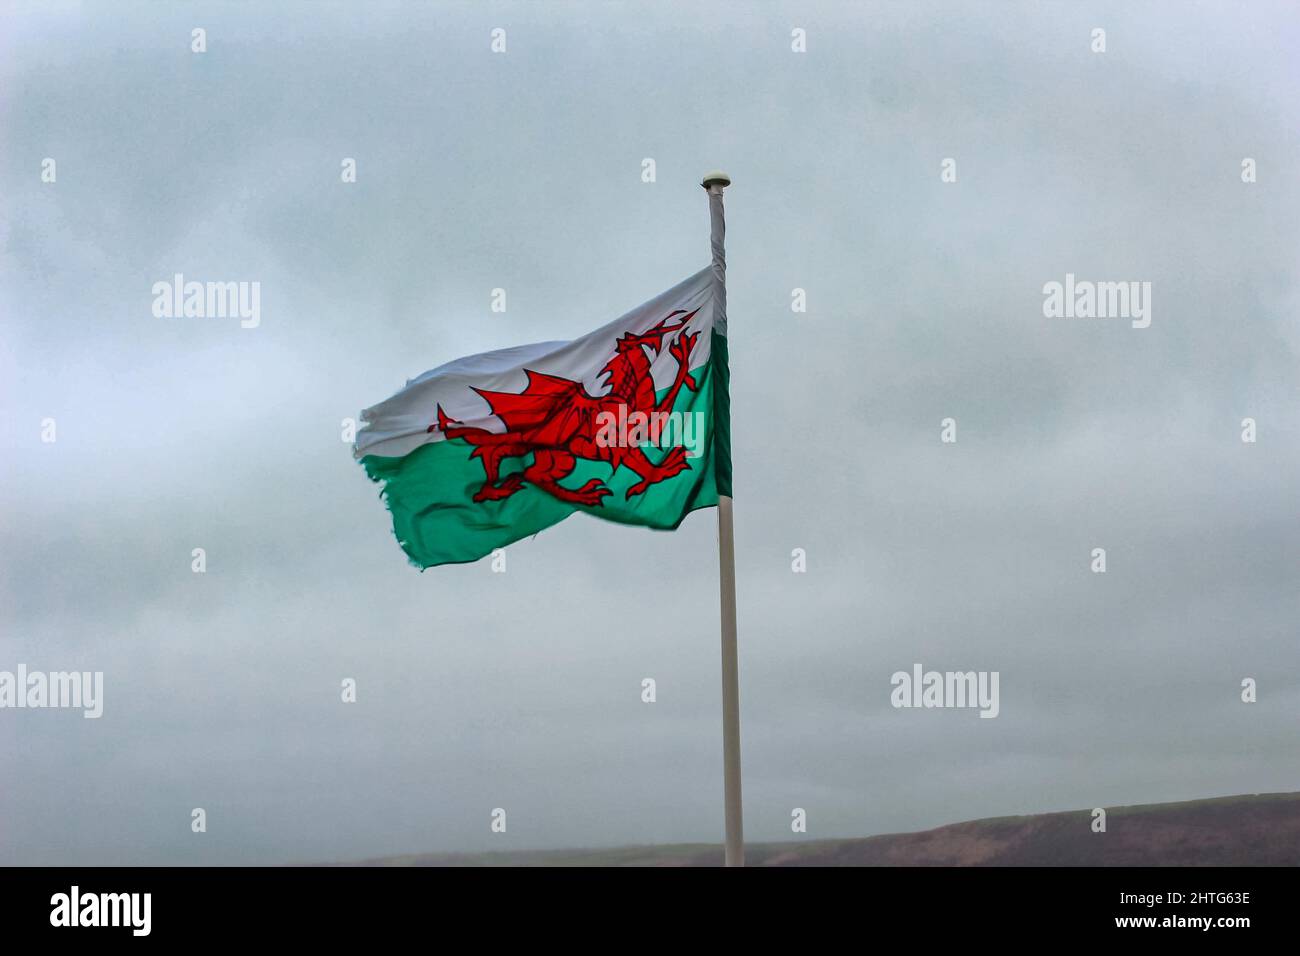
[473,369,598,434]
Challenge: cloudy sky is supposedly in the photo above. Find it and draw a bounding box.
[2,1,1298,865]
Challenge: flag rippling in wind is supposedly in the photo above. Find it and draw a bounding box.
[354,268,731,568]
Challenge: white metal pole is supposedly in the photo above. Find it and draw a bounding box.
[703,171,743,867]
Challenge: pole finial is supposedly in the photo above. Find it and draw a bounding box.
[701,170,731,189]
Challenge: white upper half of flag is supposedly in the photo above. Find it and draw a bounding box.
[354,268,716,460]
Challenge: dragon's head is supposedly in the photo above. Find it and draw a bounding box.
[613,308,699,356]
[599,307,702,397]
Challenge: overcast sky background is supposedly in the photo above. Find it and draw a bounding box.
[2,1,1298,865]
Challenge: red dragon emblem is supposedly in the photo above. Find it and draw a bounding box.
[429,309,702,507]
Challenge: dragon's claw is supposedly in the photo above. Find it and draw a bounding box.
[670,331,699,365]
[472,474,524,502]
[572,479,612,506]
[659,446,690,475]
[624,447,691,499]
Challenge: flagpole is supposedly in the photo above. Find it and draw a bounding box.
[703,171,743,867]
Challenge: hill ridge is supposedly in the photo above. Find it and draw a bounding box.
[335,790,1300,867]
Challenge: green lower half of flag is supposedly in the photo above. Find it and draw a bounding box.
[361,342,729,569]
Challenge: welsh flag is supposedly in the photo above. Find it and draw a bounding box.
[354,268,731,568]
